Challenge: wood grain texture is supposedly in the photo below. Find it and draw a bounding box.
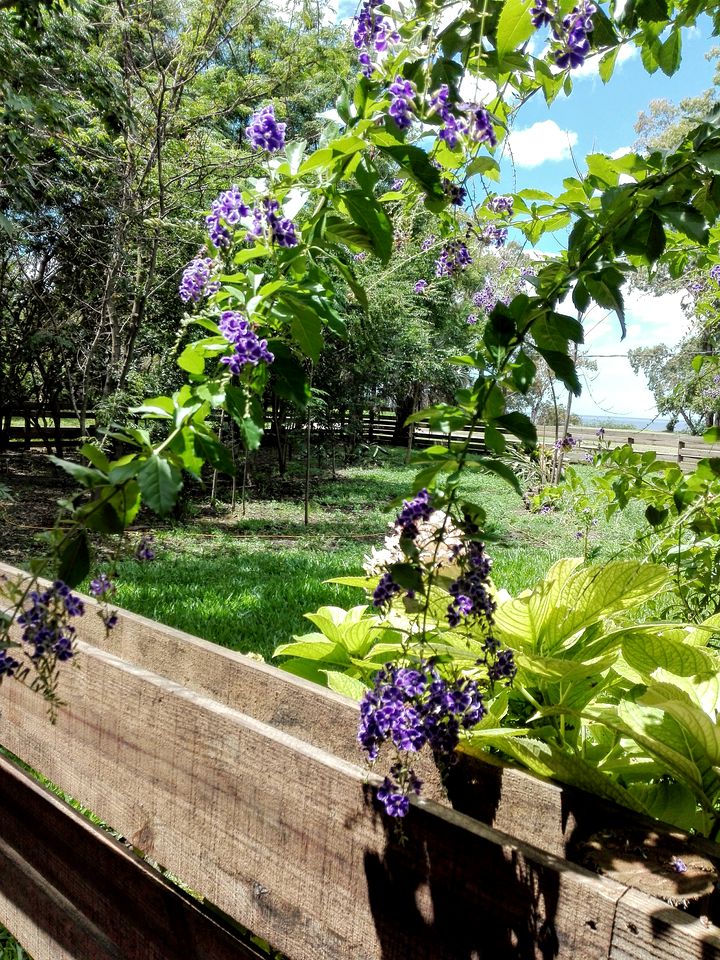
[0,755,265,960]
[610,887,720,959]
[0,639,627,960]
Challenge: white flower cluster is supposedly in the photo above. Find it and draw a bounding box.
[363,510,464,577]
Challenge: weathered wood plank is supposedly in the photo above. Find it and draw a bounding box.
[1,640,628,960]
[610,887,720,959]
[0,755,264,960]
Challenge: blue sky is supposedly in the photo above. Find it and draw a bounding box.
[331,3,718,419]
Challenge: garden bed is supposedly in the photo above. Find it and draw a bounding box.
[1,562,720,959]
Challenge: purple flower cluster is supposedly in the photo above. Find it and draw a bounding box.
[396,488,433,539]
[530,0,554,28]
[472,281,496,314]
[420,235,435,252]
[206,185,249,249]
[467,313,479,325]
[488,195,513,215]
[358,660,486,816]
[711,264,720,284]
[596,427,605,439]
[414,279,428,294]
[218,310,274,374]
[388,75,416,130]
[553,2,596,70]
[353,251,368,263]
[482,225,508,247]
[16,581,84,663]
[443,178,467,206]
[247,199,299,248]
[435,240,472,277]
[246,104,286,153]
[0,649,20,678]
[136,534,155,562]
[464,103,497,146]
[430,84,466,148]
[555,434,577,451]
[447,541,495,628]
[373,571,401,609]
[179,257,220,304]
[89,573,114,597]
[353,0,398,76]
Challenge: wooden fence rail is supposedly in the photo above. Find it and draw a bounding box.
[1,561,720,959]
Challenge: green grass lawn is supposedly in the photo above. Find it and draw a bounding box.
[105,452,641,661]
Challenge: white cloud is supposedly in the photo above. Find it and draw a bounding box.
[610,146,632,159]
[573,42,638,81]
[575,289,690,417]
[505,120,578,168]
[459,73,499,105]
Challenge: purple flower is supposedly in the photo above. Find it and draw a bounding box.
[488,195,513,215]
[353,251,368,262]
[206,185,250,249]
[443,179,467,206]
[89,573,114,598]
[246,199,299,248]
[596,426,605,438]
[555,434,577,451]
[420,236,435,252]
[414,279,428,294]
[218,310,274,373]
[447,541,496,628]
[388,75,415,130]
[136,534,155,562]
[179,257,220,304]
[711,265,720,284]
[467,313,479,325]
[373,572,401,609]
[392,177,404,191]
[530,0,554,28]
[16,581,84,663]
[396,488,433,538]
[246,104,286,152]
[358,51,374,77]
[670,857,687,874]
[472,281,495,314]
[358,660,486,816]
[462,104,497,146]
[554,2,596,70]
[482,225,508,247]
[0,649,20,677]
[435,240,472,277]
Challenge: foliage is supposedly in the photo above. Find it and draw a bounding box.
[5,0,720,827]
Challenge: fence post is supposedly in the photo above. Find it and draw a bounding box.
[627,436,634,447]
[677,439,685,464]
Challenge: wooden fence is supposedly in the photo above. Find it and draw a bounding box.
[1,560,720,959]
[0,409,97,456]
[363,412,720,471]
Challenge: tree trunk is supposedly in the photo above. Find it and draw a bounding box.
[392,392,415,446]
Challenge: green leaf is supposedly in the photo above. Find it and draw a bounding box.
[79,444,111,472]
[323,671,369,700]
[496,0,535,61]
[192,430,236,475]
[704,427,720,443]
[658,29,681,77]
[644,504,669,526]
[494,412,537,446]
[657,203,708,244]
[369,130,445,207]
[339,190,393,263]
[617,210,666,261]
[599,46,619,83]
[177,342,207,375]
[389,563,424,592]
[57,530,90,588]
[137,455,183,516]
[273,637,349,664]
[623,632,719,679]
[48,456,107,488]
[473,457,521,494]
[535,349,581,395]
[290,308,324,363]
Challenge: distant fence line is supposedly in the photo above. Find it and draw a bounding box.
[1,408,718,472]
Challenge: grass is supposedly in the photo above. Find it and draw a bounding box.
[102,451,642,662]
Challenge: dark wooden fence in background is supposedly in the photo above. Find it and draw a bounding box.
[1,560,719,959]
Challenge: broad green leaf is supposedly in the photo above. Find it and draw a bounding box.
[137,455,183,516]
[496,0,535,61]
[273,638,350,664]
[622,632,719,680]
[599,46,619,83]
[58,530,90,588]
[322,671,368,700]
[177,342,206,375]
[616,701,707,794]
[658,29,681,77]
[49,456,106,488]
[79,444,111,472]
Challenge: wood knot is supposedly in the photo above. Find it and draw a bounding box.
[131,822,155,854]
